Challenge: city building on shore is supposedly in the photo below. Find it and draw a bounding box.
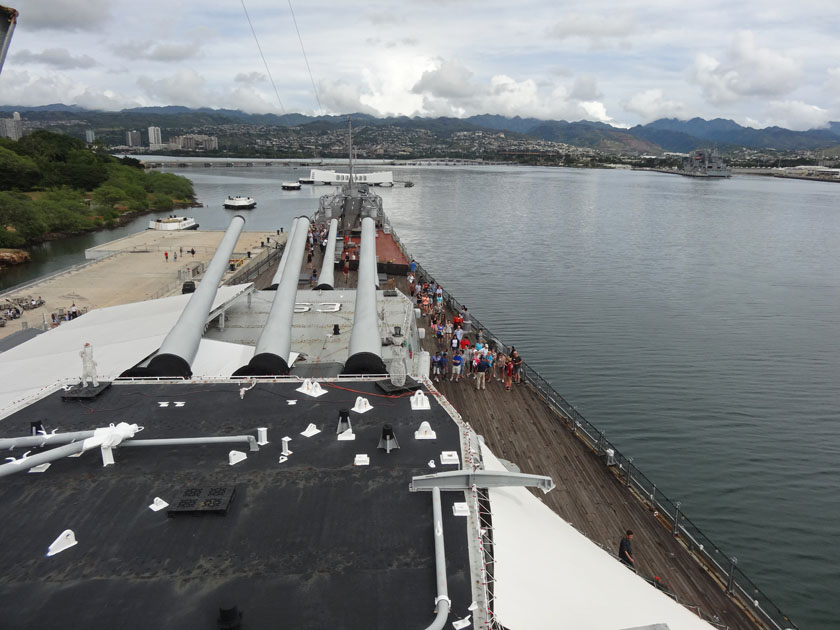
[0,111,22,140]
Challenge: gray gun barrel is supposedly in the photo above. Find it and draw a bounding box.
[0,7,18,77]
[267,217,300,290]
[133,215,245,378]
[315,218,338,290]
[343,216,385,374]
[234,216,310,376]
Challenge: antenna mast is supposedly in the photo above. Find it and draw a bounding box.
[348,116,354,192]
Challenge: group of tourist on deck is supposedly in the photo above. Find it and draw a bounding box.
[408,272,523,391]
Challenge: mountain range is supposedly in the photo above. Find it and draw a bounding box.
[2,104,839,153]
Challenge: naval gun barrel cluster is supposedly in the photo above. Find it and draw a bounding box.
[127,215,246,378]
[233,216,311,376]
[315,218,339,290]
[343,216,385,374]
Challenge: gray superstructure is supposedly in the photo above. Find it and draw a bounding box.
[680,149,732,177]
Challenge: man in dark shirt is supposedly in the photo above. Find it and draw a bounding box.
[475,354,489,391]
[619,530,635,571]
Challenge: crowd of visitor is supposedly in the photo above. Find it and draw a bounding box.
[408,272,523,392]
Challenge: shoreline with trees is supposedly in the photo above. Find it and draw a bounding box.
[0,131,195,266]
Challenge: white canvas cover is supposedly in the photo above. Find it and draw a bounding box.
[481,443,713,630]
[0,285,249,414]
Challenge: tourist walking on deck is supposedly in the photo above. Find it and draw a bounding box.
[475,354,489,390]
[619,530,636,571]
[164,251,168,262]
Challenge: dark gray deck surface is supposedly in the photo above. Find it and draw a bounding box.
[0,381,471,630]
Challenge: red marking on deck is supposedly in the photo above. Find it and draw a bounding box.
[345,231,409,266]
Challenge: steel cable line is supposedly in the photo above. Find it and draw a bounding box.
[240,0,286,114]
[287,0,322,114]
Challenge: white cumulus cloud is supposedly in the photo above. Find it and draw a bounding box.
[623,89,688,122]
[114,41,201,62]
[12,48,97,70]
[547,12,636,43]
[691,31,801,105]
[19,0,112,32]
[766,100,831,131]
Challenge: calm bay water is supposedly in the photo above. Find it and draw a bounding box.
[2,163,837,627]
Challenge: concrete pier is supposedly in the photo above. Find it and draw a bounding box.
[0,229,286,341]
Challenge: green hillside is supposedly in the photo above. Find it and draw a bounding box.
[0,131,194,248]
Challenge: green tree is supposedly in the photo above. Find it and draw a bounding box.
[0,146,41,190]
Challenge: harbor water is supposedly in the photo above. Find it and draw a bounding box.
[2,163,837,628]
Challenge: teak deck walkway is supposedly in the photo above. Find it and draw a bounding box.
[393,275,761,630]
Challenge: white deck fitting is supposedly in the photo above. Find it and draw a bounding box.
[228,450,247,466]
[296,379,326,397]
[257,428,269,446]
[414,421,436,440]
[452,615,471,629]
[337,429,355,441]
[148,497,169,512]
[300,423,321,437]
[351,396,372,413]
[0,285,250,414]
[440,451,460,466]
[28,463,51,473]
[410,390,431,410]
[46,530,77,557]
[480,444,714,630]
[354,454,370,466]
[452,503,469,517]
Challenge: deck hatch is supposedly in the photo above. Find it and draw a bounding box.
[167,486,236,516]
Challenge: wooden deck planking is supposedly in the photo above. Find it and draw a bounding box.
[392,273,760,629]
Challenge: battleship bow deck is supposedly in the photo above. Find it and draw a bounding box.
[0,380,471,630]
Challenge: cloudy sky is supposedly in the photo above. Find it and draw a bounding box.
[2,0,839,129]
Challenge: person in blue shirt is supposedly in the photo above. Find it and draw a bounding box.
[410,260,417,274]
[440,352,449,379]
[431,351,442,382]
[450,350,463,382]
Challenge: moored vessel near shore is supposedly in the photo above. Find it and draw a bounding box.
[281,181,301,190]
[147,216,199,231]
[679,149,732,177]
[223,195,257,209]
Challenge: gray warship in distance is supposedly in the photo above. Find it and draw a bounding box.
[680,149,732,177]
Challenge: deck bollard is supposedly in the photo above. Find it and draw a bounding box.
[726,557,738,594]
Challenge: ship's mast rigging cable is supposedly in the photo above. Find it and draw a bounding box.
[287,0,322,114]
[239,0,286,114]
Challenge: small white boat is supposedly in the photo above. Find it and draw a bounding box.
[223,195,257,209]
[147,216,199,231]
[281,181,302,190]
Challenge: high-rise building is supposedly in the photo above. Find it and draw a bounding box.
[85,129,96,144]
[169,134,219,151]
[148,126,162,148]
[0,111,23,140]
[125,130,142,147]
